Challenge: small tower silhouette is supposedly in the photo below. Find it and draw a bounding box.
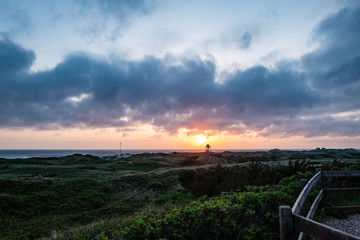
[205,144,211,153]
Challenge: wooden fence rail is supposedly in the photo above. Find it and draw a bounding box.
[293,214,359,240]
[292,171,321,215]
[323,187,360,195]
[322,170,360,177]
[279,170,360,240]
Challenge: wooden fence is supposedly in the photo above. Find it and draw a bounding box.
[279,170,360,240]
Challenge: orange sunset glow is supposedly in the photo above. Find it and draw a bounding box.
[193,134,207,145]
[0,1,360,151]
[2,2,360,240]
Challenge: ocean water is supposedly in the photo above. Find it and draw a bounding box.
[0,149,270,159]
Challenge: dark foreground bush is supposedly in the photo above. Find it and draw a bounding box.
[179,160,311,197]
[0,179,111,239]
[57,172,315,240]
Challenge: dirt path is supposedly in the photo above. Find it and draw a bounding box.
[119,162,251,177]
[148,162,250,175]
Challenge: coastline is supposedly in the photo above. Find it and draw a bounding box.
[1,148,357,159]
[0,148,309,159]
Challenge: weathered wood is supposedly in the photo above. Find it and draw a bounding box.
[299,179,308,216]
[279,206,293,240]
[292,171,321,214]
[298,231,307,240]
[324,206,360,214]
[316,168,322,189]
[286,170,360,240]
[322,170,360,177]
[293,213,360,240]
[306,189,324,219]
[298,190,324,240]
[323,187,360,195]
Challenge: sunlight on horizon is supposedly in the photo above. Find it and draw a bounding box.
[192,134,207,145]
[1,126,360,150]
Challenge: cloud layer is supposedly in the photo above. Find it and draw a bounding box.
[1,5,360,138]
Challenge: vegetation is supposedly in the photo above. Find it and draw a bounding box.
[54,172,314,240]
[0,149,359,239]
[178,159,311,196]
[0,154,191,239]
[108,162,165,172]
[318,159,360,219]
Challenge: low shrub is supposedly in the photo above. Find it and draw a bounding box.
[178,162,312,197]
[56,172,314,240]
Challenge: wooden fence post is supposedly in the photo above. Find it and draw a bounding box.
[300,179,309,214]
[279,206,293,240]
[316,168,322,189]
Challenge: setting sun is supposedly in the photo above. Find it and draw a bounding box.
[1,1,360,151]
[193,134,207,144]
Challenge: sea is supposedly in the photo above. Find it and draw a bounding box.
[0,149,271,159]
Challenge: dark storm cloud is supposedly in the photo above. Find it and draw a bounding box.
[1,4,360,138]
[299,4,360,126]
[0,39,311,132]
[0,37,318,135]
[303,6,360,90]
[261,116,360,138]
[0,35,35,75]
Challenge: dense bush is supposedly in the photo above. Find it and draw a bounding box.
[178,160,311,197]
[0,170,188,239]
[2,151,358,239]
[0,179,112,239]
[320,159,360,188]
[57,172,315,240]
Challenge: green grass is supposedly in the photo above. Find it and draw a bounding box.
[0,167,187,239]
[322,194,360,218]
[53,172,316,240]
[3,166,80,175]
[0,150,359,239]
[0,158,56,165]
[324,193,360,207]
[108,162,164,172]
[0,178,112,239]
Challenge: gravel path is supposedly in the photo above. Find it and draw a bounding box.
[322,214,360,237]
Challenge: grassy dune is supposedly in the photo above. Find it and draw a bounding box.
[0,149,359,239]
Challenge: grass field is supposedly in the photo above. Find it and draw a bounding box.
[0,149,359,239]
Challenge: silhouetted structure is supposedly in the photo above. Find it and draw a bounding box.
[205,144,211,152]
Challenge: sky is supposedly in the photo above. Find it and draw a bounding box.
[1,0,360,150]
